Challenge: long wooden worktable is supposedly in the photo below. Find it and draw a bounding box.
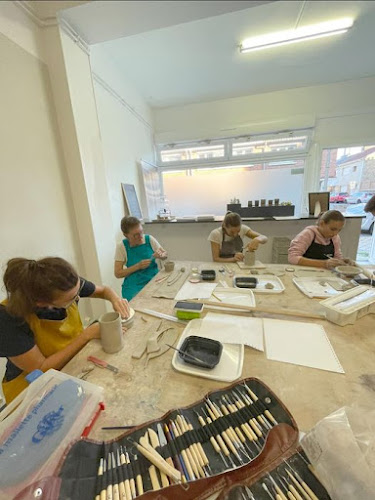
[63,262,375,442]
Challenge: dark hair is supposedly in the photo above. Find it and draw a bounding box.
[318,210,345,224]
[364,194,375,214]
[223,212,241,228]
[3,257,79,318]
[121,216,141,234]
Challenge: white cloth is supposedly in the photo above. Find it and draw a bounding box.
[114,235,161,265]
[207,225,251,246]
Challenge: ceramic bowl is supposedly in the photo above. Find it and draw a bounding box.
[121,307,135,329]
[335,265,361,277]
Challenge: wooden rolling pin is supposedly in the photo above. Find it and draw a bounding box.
[191,300,325,320]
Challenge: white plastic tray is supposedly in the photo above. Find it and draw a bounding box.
[171,320,244,382]
[209,287,256,307]
[293,268,334,278]
[234,275,285,294]
[320,286,375,326]
[293,277,350,298]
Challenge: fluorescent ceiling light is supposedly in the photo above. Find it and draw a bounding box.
[240,17,353,53]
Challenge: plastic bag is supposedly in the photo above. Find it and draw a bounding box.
[301,405,375,500]
[0,369,103,500]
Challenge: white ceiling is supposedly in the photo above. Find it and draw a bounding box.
[23,1,89,21]
[61,0,375,109]
[61,1,272,44]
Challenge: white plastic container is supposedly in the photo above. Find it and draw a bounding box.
[0,370,103,499]
[319,286,375,326]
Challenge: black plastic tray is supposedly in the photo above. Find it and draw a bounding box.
[201,270,216,281]
[234,277,258,289]
[179,335,223,369]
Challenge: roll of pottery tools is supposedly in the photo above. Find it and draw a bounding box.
[53,377,331,500]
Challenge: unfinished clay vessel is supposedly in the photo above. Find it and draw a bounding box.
[164,261,175,272]
[244,251,256,266]
[99,311,124,354]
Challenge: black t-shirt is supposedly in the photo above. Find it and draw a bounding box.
[0,277,96,382]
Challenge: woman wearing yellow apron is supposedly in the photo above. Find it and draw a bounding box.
[0,257,130,404]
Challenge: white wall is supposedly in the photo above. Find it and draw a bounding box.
[153,76,375,147]
[90,47,155,293]
[0,15,80,299]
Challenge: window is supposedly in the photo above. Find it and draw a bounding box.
[160,142,225,163]
[157,129,312,166]
[320,144,375,263]
[231,135,308,157]
[155,129,311,219]
[162,160,305,217]
[320,145,375,197]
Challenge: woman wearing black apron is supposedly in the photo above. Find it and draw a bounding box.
[288,210,351,268]
[208,212,268,262]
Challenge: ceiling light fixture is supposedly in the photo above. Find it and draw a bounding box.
[240,17,353,53]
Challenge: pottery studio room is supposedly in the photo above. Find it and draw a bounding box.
[1,1,375,499]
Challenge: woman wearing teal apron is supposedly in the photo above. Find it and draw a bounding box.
[114,217,168,301]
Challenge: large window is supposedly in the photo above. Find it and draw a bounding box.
[156,130,311,218]
[320,145,375,196]
[162,160,305,217]
[320,145,375,263]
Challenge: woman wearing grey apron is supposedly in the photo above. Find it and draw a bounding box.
[208,212,268,262]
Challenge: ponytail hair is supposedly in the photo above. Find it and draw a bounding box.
[317,210,345,224]
[223,212,242,228]
[3,257,79,318]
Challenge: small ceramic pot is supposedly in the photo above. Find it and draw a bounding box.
[164,261,175,272]
[244,251,256,266]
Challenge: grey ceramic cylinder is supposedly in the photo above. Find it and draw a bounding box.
[164,261,175,272]
[244,251,256,266]
[99,311,124,354]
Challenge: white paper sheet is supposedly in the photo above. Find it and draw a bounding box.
[196,312,264,351]
[174,281,217,300]
[263,319,344,373]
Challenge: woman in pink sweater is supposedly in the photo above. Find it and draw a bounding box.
[288,210,351,269]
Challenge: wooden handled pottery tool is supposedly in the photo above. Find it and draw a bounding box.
[87,355,119,373]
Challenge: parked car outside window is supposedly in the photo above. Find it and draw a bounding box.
[345,203,375,234]
[329,192,349,203]
[346,192,375,204]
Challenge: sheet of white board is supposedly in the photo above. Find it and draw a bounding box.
[263,319,344,374]
[198,313,264,351]
[174,281,217,300]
